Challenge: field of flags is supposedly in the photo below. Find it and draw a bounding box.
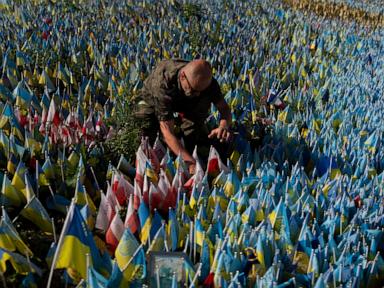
[0,0,384,287]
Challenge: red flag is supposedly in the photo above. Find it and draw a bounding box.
[105,182,119,225]
[111,172,132,206]
[133,179,142,210]
[149,182,164,213]
[105,211,124,253]
[124,194,140,234]
[47,98,60,126]
[203,272,215,287]
[207,146,228,177]
[135,146,148,189]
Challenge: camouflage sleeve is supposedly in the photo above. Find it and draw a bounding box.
[153,87,174,121]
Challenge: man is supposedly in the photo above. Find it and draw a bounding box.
[134,59,232,174]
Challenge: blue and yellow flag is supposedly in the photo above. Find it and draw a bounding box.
[115,229,146,282]
[20,196,53,234]
[167,208,178,251]
[138,202,151,244]
[0,248,41,276]
[0,209,32,256]
[54,203,105,280]
[1,172,23,207]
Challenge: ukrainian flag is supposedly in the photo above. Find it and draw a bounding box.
[15,51,30,67]
[167,208,178,251]
[55,204,104,280]
[74,177,96,213]
[241,206,256,225]
[277,105,292,124]
[20,196,53,234]
[149,225,166,253]
[189,185,199,210]
[0,248,41,275]
[36,162,50,186]
[223,171,240,198]
[268,198,283,232]
[0,102,14,131]
[0,209,32,256]
[138,202,151,244]
[6,152,17,175]
[38,70,56,92]
[42,157,56,180]
[11,161,27,194]
[115,229,146,282]
[13,82,32,110]
[293,242,310,274]
[2,172,23,207]
[145,161,158,184]
[364,132,378,154]
[57,63,70,86]
[195,219,204,247]
[329,157,341,180]
[256,236,265,274]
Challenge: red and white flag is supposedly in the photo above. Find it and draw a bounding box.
[95,191,109,232]
[124,194,140,234]
[105,210,124,253]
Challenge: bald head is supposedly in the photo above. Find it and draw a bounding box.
[180,59,213,94]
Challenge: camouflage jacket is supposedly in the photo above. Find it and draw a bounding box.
[135,59,223,124]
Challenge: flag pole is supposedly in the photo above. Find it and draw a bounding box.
[86,253,90,283]
[156,264,160,288]
[183,234,189,254]
[1,173,6,207]
[90,166,100,192]
[46,200,75,288]
[164,236,169,252]
[48,185,55,198]
[51,217,57,243]
[189,262,202,288]
[189,220,193,259]
[121,243,144,272]
[147,223,164,254]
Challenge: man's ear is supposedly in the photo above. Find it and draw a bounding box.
[179,70,186,80]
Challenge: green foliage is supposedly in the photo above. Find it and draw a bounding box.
[103,98,140,164]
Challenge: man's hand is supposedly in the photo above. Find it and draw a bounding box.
[211,99,232,142]
[160,119,196,166]
[208,126,232,142]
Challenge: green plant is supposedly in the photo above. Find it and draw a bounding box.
[103,97,140,164]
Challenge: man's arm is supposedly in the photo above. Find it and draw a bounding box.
[159,119,196,172]
[216,98,232,128]
[208,98,232,142]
